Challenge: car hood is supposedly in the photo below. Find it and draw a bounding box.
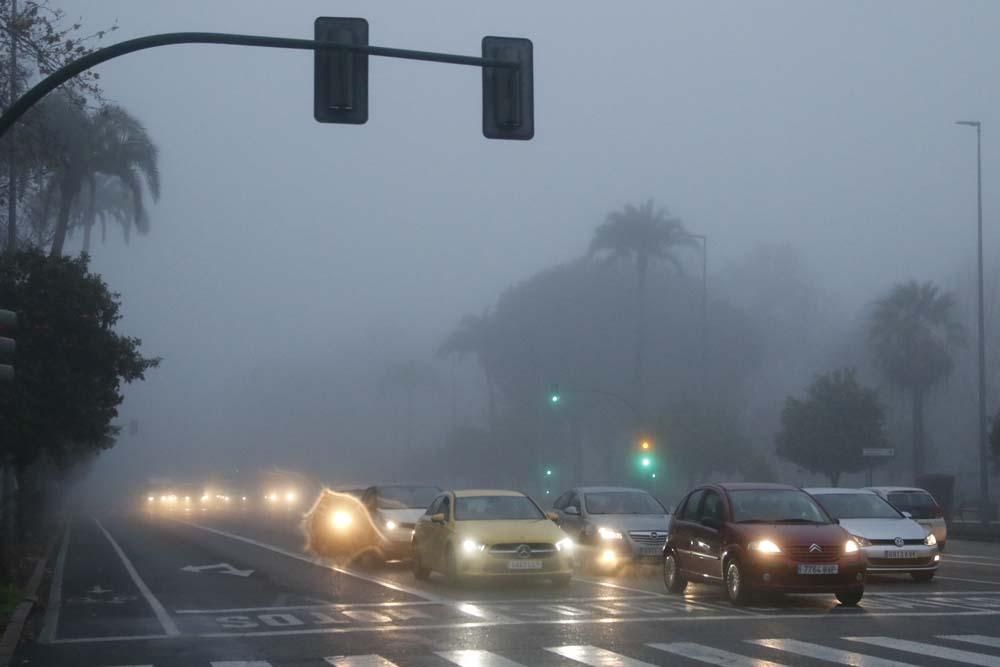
[375,508,425,524]
[588,514,669,533]
[836,517,927,540]
[732,522,849,547]
[457,519,565,544]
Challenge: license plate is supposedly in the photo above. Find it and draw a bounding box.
[797,564,838,575]
[508,559,543,570]
[640,546,661,556]
[884,550,918,559]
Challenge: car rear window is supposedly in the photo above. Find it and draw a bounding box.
[887,491,939,519]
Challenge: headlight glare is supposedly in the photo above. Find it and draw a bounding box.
[925,533,937,546]
[852,534,872,547]
[556,538,574,552]
[385,520,398,531]
[597,527,623,541]
[461,538,485,554]
[844,539,859,554]
[750,539,781,554]
[331,510,353,529]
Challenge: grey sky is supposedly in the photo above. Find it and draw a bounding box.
[52,1,999,481]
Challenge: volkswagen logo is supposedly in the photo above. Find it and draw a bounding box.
[894,537,905,548]
[809,543,822,553]
[516,544,532,559]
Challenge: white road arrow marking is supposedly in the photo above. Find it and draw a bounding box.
[180,563,254,577]
[88,585,112,595]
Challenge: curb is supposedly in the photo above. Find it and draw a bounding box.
[0,526,62,667]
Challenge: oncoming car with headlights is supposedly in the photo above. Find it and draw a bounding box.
[412,490,573,586]
[662,483,866,606]
[806,487,939,581]
[361,484,442,561]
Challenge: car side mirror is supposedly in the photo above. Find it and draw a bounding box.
[546,511,560,522]
[701,516,722,530]
[902,511,913,519]
[431,513,446,524]
[565,506,580,516]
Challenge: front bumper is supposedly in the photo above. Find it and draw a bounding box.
[456,550,573,577]
[862,544,939,572]
[743,554,866,593]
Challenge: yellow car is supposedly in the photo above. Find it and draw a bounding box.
[412,489,574,586]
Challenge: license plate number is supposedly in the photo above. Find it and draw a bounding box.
[640,546,661,556]
[884,550,918,559]
[508,559,542,570]
[797,564,838,575]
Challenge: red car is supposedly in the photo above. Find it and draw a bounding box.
[662,483,866,606]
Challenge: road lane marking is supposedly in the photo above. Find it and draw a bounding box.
[173,519,451,604]
[49,633,171,645]
[438,649,527,666]
[944,559,1000,569]
[649,642,786,666]
[942,635,1000,649]
[936,575,1000,586]
[750,638,918,666]
[95,519,180,637]
[325,656,399,666]
[845,637,1000,666]
[40,522,71,643]
[172,595,650,614]
[548,645,657,666]
[211,662,272,667]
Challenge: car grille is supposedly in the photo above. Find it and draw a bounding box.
[489,543,556,557]
[629,531,667,546]
[785,545,841,563]
[868,538,924,546]
[868,556,936,567]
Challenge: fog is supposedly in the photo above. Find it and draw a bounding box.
[56,1,1000,505]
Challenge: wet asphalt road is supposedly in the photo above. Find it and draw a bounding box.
[13,509,1000,666]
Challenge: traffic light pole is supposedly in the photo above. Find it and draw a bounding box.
[0,31,520,142]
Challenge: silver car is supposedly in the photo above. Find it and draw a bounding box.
[806,487,939,582]
[552,486,669,572]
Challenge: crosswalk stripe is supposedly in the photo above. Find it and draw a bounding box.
[547,645,657,666]
[210,662,272,667]
[750,638,918,666]
[943,636,1000,650]
[437,649,527,667]
[325,656,400,666]
[648,642,787,666]
[846,637,1000,667]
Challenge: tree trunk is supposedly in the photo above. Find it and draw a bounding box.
[912,387,926,480]
[633,252,648,422]
[82,220,93,254]
[50,180,77,257]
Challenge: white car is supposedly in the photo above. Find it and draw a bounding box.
[864,486,948,551]
[806,488,939,582]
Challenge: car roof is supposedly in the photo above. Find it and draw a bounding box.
[716,482,800,491]
[371,484,442,491]
[804,488,878,495]
[452,489,526,498]
[864,486,931,493]
[575,486,648,494]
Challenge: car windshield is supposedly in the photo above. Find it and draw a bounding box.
[455,495,545,521]
[730,489,832,524]
[887,491,939,519]
[585,491,666,515]
[376,486,441,509]
[812,492,902,520]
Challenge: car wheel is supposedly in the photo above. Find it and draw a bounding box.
[552,574,572,588]
[836,590,864,606]
[412,546,431,581]
[724,559,751,606]
[911,571,935,583]
[662,550,688,594]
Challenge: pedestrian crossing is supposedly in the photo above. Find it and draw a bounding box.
[102,634,1000,666]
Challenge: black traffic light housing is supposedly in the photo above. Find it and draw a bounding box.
[314,17,369,124]
[482,36,533,140]
[0,309,16,383]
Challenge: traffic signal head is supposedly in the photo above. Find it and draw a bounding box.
[314,17,369,124]
[545,468,553,477]
[482,36,534,140]
[640,456,652,469]
[548,383,561,405]
[641,440,651,450]
[0,309,15,383]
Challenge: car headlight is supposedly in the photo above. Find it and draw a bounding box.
[749,539,782,554]
[147,496,154,503]
[851,535,872,547]
[285,491,298,504]
[556,538,574,552]
[844,539,859,554]
[925,533,937,546]
[331,510,353,529]
[385,520,398,531]
[597,527,623,541]
[461,538,485,554]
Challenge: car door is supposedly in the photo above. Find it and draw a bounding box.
[689,489,725,581]
[427,494,454,570]
[671,489,704,574]
[560,491,585,539]
[415,495,444,567]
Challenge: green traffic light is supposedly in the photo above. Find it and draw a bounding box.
[641,456,651,468]
[651,473,657,479]
[550,394,560,404]
[545,468,553,476]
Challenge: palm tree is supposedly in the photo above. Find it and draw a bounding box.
[44,97,159,256]
[437,311,497,426]
[78,175,148,253]
[869,281,966,478]
[588,199,696,417]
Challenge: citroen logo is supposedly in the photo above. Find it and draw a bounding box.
[809,543,822,553]
[516,544,532,559]
[894,537,905,548]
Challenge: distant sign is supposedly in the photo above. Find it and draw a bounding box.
[863,448,895,457]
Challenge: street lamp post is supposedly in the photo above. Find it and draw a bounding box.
[956,119,990,523]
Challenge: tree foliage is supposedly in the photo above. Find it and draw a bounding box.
[657,399,752,486]
[0,249,159,472]
[776,368,888,486]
